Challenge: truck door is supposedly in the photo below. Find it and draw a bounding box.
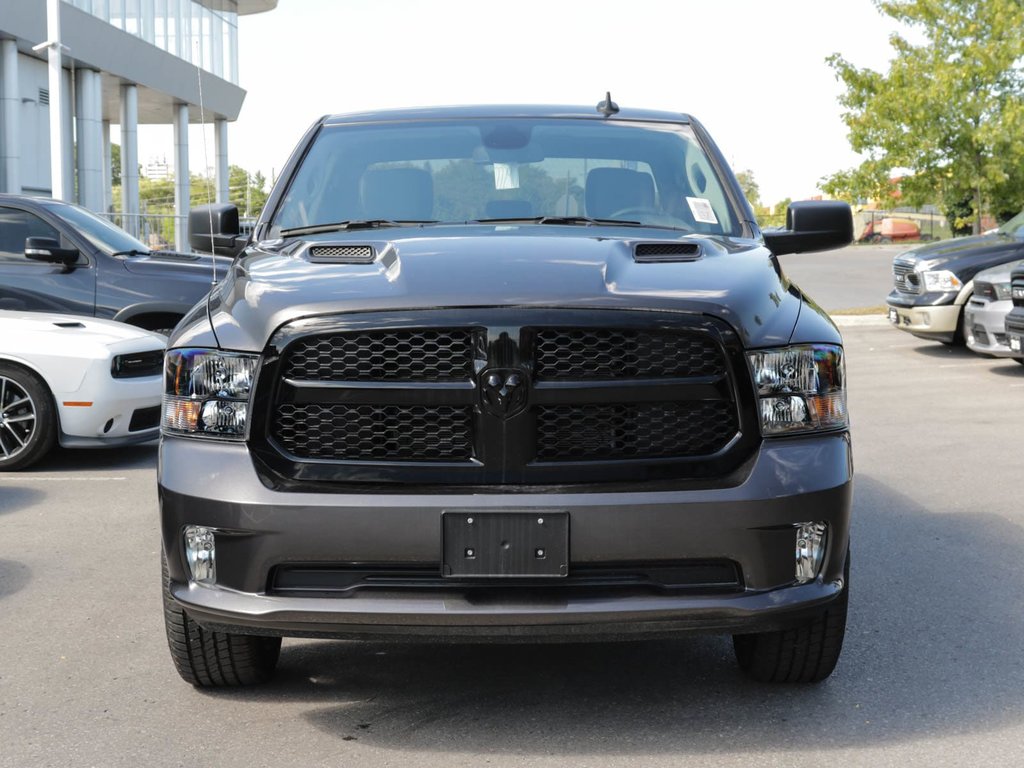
[0,205,96,316]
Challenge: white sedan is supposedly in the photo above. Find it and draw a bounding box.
[0,311,165,471]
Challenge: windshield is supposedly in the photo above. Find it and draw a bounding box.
[997,209,1024,237]
[272,118,741,236]
[44,201,150,256]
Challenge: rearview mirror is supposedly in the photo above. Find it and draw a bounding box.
[763,201,853,256]
[189,203,246,257]
[25,236,79,269]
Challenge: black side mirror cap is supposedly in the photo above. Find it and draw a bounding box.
[25,236,80,269]
[189,203,246,257]
[763,201,854,256]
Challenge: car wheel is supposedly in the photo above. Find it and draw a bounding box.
[1015,358,1024,367]
[732,551,849,683]
[0,363,57,472]
[162,551,281,686]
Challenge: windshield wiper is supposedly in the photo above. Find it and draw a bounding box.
[110,248,151,258]
[473,215,644,227]
[279,219,438,237]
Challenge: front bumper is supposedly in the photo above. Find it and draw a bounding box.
[964,298,1015,357]
[887,290,962,342]
[56,367,161,448]
[160,432,853,640]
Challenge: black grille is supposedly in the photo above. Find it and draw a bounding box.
[1013,278,1024,307]
[533,329,725,380]
[257,310,753,487]
[633,242,701,262]
[128,405,160,432]
[274,403,472,461]
[535,402,737,460]
[282,329,474,381]
[111,350,164,379]
[308,244,375,263]
[1006,315,1024,334]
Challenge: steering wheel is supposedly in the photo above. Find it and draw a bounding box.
[609,206,664,220]
[609,206,693,230]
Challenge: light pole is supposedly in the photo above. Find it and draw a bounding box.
[32,0,68,200]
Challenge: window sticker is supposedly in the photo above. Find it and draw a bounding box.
[686,197,718,224]
[493,163,520,190]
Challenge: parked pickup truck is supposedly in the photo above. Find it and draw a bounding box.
[159,102,854,687]
[887,210,1024,344]
[0,194,228,335]
[1006,262,1024,361]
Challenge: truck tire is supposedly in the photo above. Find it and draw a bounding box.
[0,362,57,472]
[162,551,281,686]
[732,552,849,683]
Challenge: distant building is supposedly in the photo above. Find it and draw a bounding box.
[0,0,277,249]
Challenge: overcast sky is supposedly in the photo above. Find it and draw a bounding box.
[143,0,907,205]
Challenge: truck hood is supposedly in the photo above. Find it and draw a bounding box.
[195,225,816,352]
[897,233,1024,278]
[120,250,231,280]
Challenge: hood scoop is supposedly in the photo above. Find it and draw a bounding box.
[53,321,86,328]
[633,242,702,263]
[307,244,377,264]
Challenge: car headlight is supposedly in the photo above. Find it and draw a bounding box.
[921,269,963,293]
[994,282,1012,301]
[162,349,258,439]
[748,344,847,435]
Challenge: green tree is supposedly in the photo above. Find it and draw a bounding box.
[734,169,761,208]
[825,0,1024,233]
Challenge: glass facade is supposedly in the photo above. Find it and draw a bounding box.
[65,0,240,84]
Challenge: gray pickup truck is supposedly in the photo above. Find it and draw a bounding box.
[159,102,854,687]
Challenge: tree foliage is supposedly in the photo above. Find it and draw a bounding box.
[734,169,761,208]
[824,0,1024,233]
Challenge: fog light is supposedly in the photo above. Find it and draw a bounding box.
[795,522,827,584]
[184,525,216,584]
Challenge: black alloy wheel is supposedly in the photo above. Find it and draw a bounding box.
[0,363,56,471]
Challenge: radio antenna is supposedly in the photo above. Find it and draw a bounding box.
[596,91,619,117]
[194,44,217,287]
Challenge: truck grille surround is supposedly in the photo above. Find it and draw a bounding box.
[251,309,758,488]
[893,260,920,295]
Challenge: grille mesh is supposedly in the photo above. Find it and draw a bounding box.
[633,242,701,262]
[533,329,725,379]
[282,329,474,381]
[308,245,375,263]
[535,401,737,460]
[274,404,472,461]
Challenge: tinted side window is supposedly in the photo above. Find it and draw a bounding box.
[0,207,61,263]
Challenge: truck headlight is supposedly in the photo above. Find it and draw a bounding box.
[748,344,847,435]
[921,269,963,293]
[162,349,258,439]
[994,282,1012,301]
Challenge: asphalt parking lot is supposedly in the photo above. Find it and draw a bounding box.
[3,319,1023,768]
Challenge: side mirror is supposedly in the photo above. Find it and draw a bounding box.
[189,203,246,257]
[763,201,853,256]
[25,236,80,270]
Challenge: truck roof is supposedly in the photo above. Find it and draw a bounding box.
[322,104,694,125]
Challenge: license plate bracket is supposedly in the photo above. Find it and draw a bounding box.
[1010,334,1022,352]
[442,512,569,578]
[888,308,899,325]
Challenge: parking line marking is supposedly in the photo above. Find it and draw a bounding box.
[0,476,128,482]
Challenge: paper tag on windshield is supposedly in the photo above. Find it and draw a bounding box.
[687,197,718,224]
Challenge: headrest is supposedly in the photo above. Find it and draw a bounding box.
[585,168,655,219]
[360,167,434,220]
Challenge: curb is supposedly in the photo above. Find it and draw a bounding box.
[830,314,890,327]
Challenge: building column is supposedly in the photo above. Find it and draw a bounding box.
[75,68,103,211]
[214,118,229,204]
[119,83,139,235]
[102,120,112,212]
[61,67,73,201]
[0,39,20,194]
[44,0,69,199]
[173,102,190,252]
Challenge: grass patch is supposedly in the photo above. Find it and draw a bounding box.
[829,305,888,316]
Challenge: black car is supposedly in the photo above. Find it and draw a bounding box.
[1006,262,1024,360]
[159,103,854,687]
[886,211,1024,344]
[0,195,229,334]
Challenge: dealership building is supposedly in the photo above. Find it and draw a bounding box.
[0,0,276,249]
